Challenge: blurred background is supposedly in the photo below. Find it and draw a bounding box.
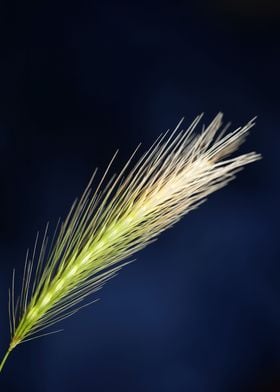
[0,1,279,391]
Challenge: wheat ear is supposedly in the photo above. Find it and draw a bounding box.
[0,113,261,372]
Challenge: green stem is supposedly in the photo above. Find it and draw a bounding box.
[0,348,12,373]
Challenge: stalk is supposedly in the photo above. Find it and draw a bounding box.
[0,347,12,373]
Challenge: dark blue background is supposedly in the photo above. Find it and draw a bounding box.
[0,1,279,391]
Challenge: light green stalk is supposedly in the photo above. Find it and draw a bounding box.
[0,113,261,372]
[0,349,12,372]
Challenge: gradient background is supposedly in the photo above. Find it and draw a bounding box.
[0,1,279,391]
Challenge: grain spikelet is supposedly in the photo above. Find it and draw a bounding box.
[0,113,261,372]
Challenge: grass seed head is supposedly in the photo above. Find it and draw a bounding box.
[2,113,261,371]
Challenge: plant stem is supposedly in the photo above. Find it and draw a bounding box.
[0,348,12,373]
